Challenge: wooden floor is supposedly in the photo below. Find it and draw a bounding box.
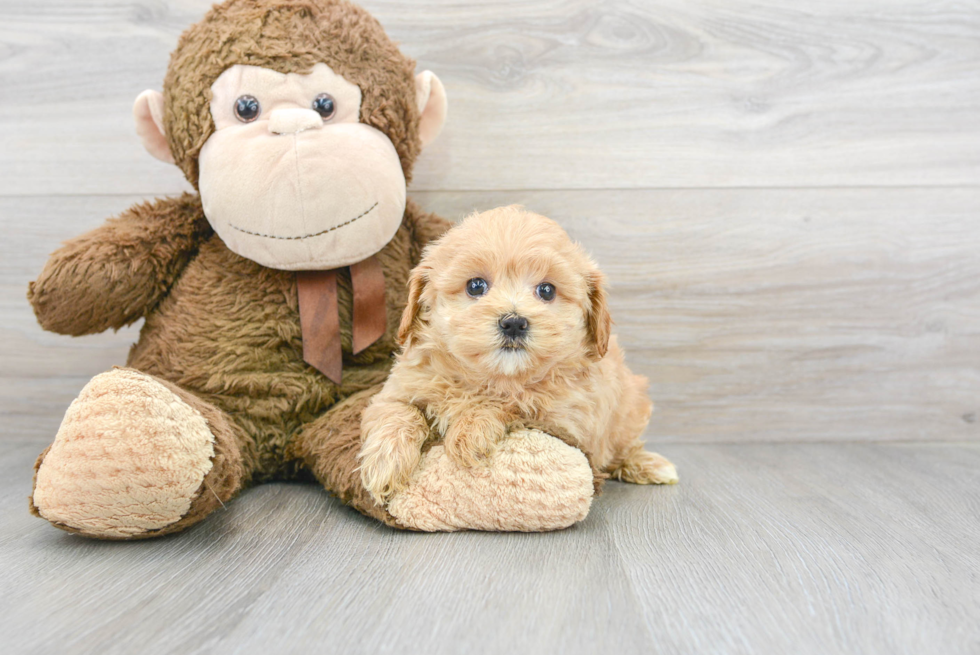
[3,440,979,654]
[2,1,978,653]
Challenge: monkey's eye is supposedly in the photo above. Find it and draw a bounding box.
[466,278,490,298]
[234,95,260,123]
[312,93,336,120]
[536,283,556,302]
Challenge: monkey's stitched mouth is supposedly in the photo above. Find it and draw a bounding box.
[228,202,378,240]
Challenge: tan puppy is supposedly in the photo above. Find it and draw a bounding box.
[358,206,678,505]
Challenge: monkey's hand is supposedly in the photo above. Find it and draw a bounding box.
[28,194,211,336]
[358,399,430,506]
[443,408,508,469]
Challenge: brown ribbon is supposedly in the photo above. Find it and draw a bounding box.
[296,255,387,384]
[350,256,387,355]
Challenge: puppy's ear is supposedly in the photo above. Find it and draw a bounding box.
[586,270,611,360]
[397,266,430,346]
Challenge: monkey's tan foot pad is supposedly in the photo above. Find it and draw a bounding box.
[387,429,594,532]
[31,369,215,539]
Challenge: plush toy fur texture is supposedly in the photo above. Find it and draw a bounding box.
[27,0,599,539]
[31,369,217,538]
[165,0,422,187]
[386,430,595,532]
[29,193,447,535]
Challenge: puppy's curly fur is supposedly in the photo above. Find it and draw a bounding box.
[359,206,678,505]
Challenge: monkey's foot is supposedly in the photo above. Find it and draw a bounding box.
[386,429,594,532]
[31,369,218,539]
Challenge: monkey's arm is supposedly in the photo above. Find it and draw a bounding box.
[28,193,212,336]
[404,198,452,265]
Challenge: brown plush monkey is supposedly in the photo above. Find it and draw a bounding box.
[27,0,597,539]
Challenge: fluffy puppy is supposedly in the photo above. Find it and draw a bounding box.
[358,206,678,505]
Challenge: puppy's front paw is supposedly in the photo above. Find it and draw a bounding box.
[358,404,430,506]
[615,450,679,485]
[358,434,422,506]
[444,412,507,468]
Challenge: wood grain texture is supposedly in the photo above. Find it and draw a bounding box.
[1,440,978,654]
[3,1,978,652]
[1,0,978,195]
[5,189,978,443]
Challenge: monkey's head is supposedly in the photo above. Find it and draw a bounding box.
[133,0,447,271]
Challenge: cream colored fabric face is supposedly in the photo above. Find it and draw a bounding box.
[199,64,407,271]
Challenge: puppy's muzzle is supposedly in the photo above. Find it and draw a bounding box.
[498,314,530,346]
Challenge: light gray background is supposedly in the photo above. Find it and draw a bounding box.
[1,2,978,654]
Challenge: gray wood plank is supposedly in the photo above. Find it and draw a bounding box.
[602,442,980,655]
[1,440,977,654]
[1,0,978,195]
[4,189,978,444]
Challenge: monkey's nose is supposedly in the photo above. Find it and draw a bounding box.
[268,109,323,135]
[498,314,530,341]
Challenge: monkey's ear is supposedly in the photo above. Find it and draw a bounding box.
[397,265,430,347]
[133,90,175,164]
[415,71,447,148]
[586,270,611,360]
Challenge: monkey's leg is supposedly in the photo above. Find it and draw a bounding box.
[289,386,597,532]
[31,368,250,540]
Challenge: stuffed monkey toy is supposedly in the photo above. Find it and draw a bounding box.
[27,0,598,539]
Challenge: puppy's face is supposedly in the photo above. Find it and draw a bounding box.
[400,206,610,379]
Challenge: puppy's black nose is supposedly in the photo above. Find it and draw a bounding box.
[498,314,530,340]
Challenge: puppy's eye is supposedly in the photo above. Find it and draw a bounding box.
[466,278,490,298]
[536,282,556,302]
[234,95,260,123]
[312,93,336,119]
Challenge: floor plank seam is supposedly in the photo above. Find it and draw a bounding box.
[2,183,980,200]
